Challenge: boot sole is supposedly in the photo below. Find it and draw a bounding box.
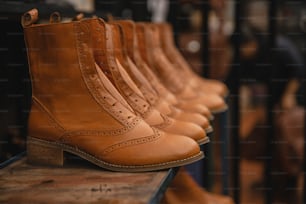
[211,105,228,114]
[209,115,215,121]
[197,136,210,145]
[205,126,213,134]
[27,137,204,172]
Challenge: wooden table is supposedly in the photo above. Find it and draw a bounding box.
[0,155,178,204]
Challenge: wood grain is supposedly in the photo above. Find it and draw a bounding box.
[0,157,177,204]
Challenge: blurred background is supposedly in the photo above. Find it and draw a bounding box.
[0,0,306,203]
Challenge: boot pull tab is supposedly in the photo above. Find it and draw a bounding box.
[50,12,61,23]
[21,8,38,28]
[72,13,84,21]
[106,13,114,22]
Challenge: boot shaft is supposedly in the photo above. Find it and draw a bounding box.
[80,19,153,117]
[116,21,156,83]
[110,22,159,105]
[157,23,194,75]
[116,21,178,101]
[22,10,204,172]
[23,10,137,131]
[113,20,144,70]
[135,23,153,67]
[137,23,185,93]
[109,22,155,99]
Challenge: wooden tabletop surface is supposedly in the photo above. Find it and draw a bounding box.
[0,156,178,204]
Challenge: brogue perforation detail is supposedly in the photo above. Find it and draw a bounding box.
[127,93,150,114]
[139,105,155,120]
[74,22,136,126]
[104,25,151,115]
[140,87,158,105]
[88,74,127,122]
[102,128,161,155]
[62,116,142,139]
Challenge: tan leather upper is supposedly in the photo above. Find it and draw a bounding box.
[115,20,213,118]
[76,18,206,143]
[24,12,201,169]
[115,20,214,124]
[158,23,229,98]
[136,23,227,113]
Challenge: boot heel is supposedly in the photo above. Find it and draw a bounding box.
[27,137,64,166]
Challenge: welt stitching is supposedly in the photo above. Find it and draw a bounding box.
[30,136,202,169]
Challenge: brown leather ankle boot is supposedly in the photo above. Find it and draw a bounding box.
[116,21,213,119]
[157,23,229,98]
[115,20,214,120]
[23,9,203,172]
[136,23,228,114]
[114,20,214,123]
[111,23,212,140]
[78,18,208,144]
[111,21,213,133]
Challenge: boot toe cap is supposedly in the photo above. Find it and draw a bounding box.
[101,131,203,171]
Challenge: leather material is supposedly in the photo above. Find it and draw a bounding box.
[158,23,229,98]
[108,22,207,142]
[115,20,214,125]
[111,22,212,131]
[79,18,207,144]
[150,23,228,113]
[115,20,213,119]
[24,11,203,172]
[136,23,228,113]
[161,167,235,204]
[169,106,213,132]
[176,102,214,121]
[178,89,228,115]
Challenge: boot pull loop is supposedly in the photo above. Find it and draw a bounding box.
[72,13,84,21]
[50,12,61,23]
[106,13,114,22]
[21,8,38,28]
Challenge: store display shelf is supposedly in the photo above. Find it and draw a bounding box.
[0,155,178,204]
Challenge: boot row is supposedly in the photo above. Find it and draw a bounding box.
[22,9,228,172]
